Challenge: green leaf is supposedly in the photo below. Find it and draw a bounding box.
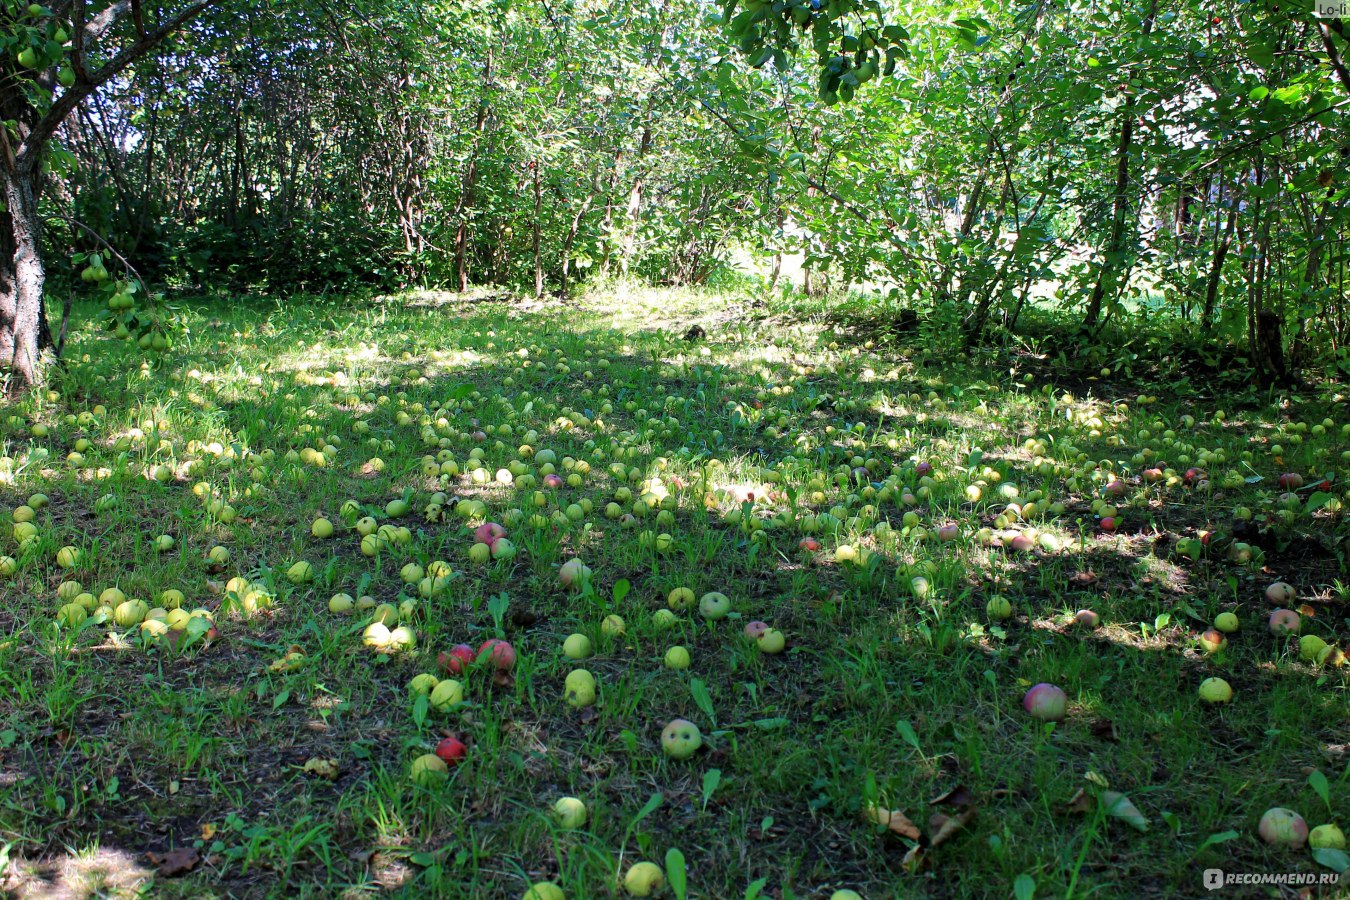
[1013,874,1036,900]
[1195,830,1240,854]
[701,769,722,809]
[895,719,922,753]
[1312,848,1349,873]
[1308,769,1331,811]
[745,877,769,900]
[1305,491,1334,513]
[613,578,631,605]
[666,848,689,900]
[690,678,716,725]
[632,792,664,828]
[1249,86,1269,101]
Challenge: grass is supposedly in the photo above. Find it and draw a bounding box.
[0,283,1346,898]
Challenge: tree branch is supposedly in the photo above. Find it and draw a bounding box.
[1320,21,1350,96]
[17,0,216,171]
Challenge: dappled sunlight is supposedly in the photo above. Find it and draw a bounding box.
[4,847,153,899]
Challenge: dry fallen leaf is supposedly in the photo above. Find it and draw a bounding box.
[929,784,976,809]
[1064,788,1092,815]
[901,843,924,872]
[929,807,977,847]
[147,846,201,877]
[864,804,922,840]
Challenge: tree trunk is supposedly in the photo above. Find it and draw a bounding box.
[0,169,51,388]
[532,162,543,299]
[1082,0,1158,329]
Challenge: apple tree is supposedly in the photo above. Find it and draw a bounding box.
[0,0,215,390]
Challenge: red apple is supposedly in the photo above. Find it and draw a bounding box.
[1099,516,1117,532]
[1277,473,1304,490]
[915,461,933,477]
[474,522,507,546]
[1104,480,1126,498]
[478,638,516,671]
[1183,467,1204,485]
[438,643,476,674]
[743,620,769,640]
[798,537,821,552]
[1074,609,1100,628]
[1143,467,1164,483]
[936,524,960,542]
[434,736,467,765]
[543,473,564,489]
[1023,683,1068,721]
[1268,609,1301,636]
[1258,807,1308,848]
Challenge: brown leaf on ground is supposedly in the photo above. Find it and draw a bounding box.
[1090,719,1119,741]
[1063,788,1091,815]
[491,670,516,689]
[901,843,925,872]
[1298,604,1316,618]
[1071,571,1099,586]
[147,847,201,877]
[577,706,598,725]
[929,807,977,847]
[864,804,922,840]
[929,784,975,809]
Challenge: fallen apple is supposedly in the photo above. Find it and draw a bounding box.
[1198,677,1232,703]
[1258,807,1308,849]
[1023,683,1068,721]
[552,796,587,829]
[439,643,476,674]
[564,669,597,708]
[1264,581,1296,605]
[1268,609,1301,636]
[478,638,517,671]
[664,645,691,669]
[1213,612,1239,633]
[623,861,665,897]
[757,628,786,654]
[743,621,769,640]
[434,736,467,765]
[1074,609,1100,628]
[562,633,593,659]
[430,679,464,710]
[1299,635,1328,661]
[1309,823,1346,850]
[410,753,448,787]
[667,587,696,610]
[698,591,731,620]
[601,614,626,637]
[986,596,1013,620]
[1197,629,1228,654]
[661,718,702,759]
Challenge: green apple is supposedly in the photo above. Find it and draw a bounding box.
[410,753,448,787]
[430,679,464,710]
[154,535,174,552]
[667,587,695,610]
[311,517,335,538]
[287,561,315,584]
[562,633,592,659]
[661,718,702,759]
[986,596,1012,620]
[1309,823,1346,850]
[386,499,411,517]
[1213,612,1239,633]
[652,609,677,629]
[698,591,731,620]
[757,628,786,654]
[564,669,596,708]
[409,673,439,696]
[623,861,665,897]
[329,593,355,614]
[468,542,491,564]
[1198,677,1232,704]
[552,796,587,829]
[664,645,691,669]
[523,882,565,900]
[601,614,626,637]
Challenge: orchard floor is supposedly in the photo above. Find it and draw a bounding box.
[0,285,1347,899]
